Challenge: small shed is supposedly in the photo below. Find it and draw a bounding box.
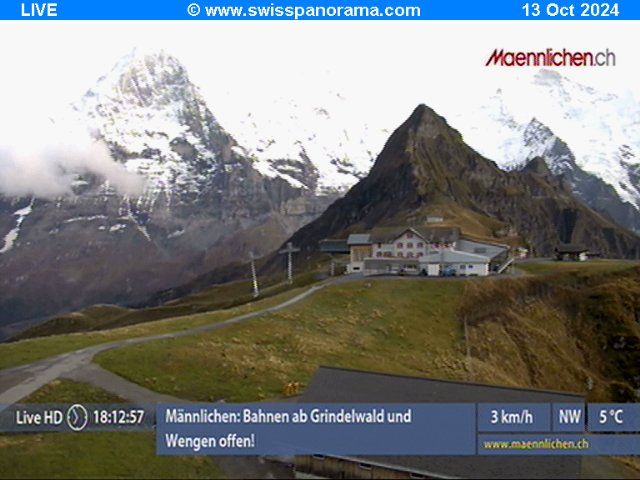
[555,244,589,262]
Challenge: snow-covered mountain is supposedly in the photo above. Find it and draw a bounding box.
[0,50,332,337]
[220,93,392,194]
[74,49,390,197]
[76,50,236,208]
[452,70,640,230]
[206,67,640,231]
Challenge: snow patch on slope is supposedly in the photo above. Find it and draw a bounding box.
[0,200,33,254]
[224,93,391,193]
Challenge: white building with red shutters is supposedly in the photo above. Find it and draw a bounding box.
[343,226,509,276]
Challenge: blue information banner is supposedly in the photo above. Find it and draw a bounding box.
[2,402,638,455]
[156,403,477,456]
[478,434,640,456]
[0,0,639,21]
[588,404,640,433]
[478,403,551,432]
[552,404,586,433]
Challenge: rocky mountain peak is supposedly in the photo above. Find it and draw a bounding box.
[407,104,461,140]
[88,49,192,108]
[283,105,640,260]
[74,50,234,207]
[522,156,553,176]
[369,103,464,177]
[521,119,557,157]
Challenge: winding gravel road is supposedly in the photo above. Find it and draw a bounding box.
[0,272,517,479]
[0,269,518,409]
[0,269,509,407]
[0,281,331,409]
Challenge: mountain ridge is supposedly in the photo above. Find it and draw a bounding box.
[281,104,640,259]
[454,71,640,231]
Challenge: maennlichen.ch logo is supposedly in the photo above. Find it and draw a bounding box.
[486,48,616,67]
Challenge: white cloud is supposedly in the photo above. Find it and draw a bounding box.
[0,115,144,199]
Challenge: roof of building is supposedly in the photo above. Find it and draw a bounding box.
[556,244,589,254]
[347,233,371,246]
[299,366,583,479]
[422,250,490,264]
[369,226,460,244]
[318,239,349,254]
[303,366,582,403]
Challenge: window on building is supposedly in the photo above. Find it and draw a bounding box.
[417,252,423,257]
[407,242,413,248]
[407,232,413,238]
[407,252,414,258]
[417,242,424,248]
[376,252,382,257]
[397,252,404,258]
[397,242,403,248]
[468,264,474,268]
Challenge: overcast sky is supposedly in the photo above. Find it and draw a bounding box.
[1,21,639,126]
[0,21,638,197]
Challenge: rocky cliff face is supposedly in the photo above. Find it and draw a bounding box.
[225,69,640,233]
[455,71,640,233]
[284,104,640,259]
[511,119,640,232]
[0,51,331,337]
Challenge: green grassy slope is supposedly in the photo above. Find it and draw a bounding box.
[13,272,319,341]
[517,259,638,275]
[0,286,307,370]
[462,266,640,402]
[96,279,468,402]
[21,379,126,403]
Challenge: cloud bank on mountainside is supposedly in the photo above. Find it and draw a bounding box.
[0,115,144,199]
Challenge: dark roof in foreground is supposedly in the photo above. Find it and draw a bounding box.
[302,366,582,403]
[299,366,583,479]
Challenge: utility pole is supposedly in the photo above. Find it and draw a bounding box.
[249,252,259,298]
[278,242,300,285]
